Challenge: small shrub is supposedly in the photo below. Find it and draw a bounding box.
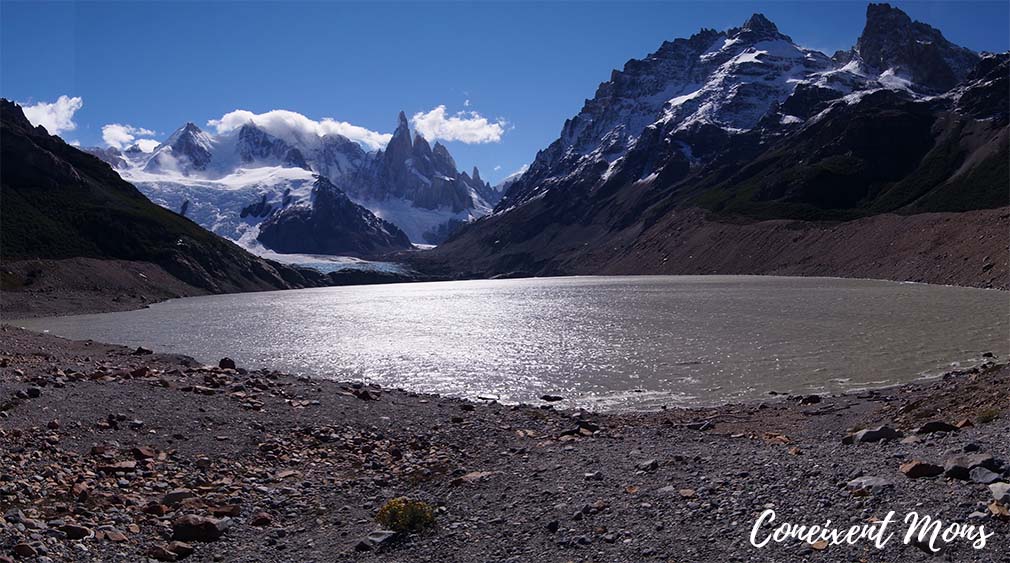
[977,408,1001,424]
[375,497,435,532]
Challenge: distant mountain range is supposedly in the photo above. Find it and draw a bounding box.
[0,100,326,294]
[86,111,500,253]
[421,3,1009,283]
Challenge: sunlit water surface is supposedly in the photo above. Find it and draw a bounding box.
[14,276,1009,411]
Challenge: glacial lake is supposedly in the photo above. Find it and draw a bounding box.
[13,276,1010,411]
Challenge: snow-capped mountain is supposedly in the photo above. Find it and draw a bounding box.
[498,4,980,211]
[340,112,501,242]
[89,111,497,255]
[424,3,1006,279]
[257,176,410,256]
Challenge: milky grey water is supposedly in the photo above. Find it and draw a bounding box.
[12,276,1009,410]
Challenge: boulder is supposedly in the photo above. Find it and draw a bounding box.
[171,515,230,542]
[970,467,1003,485]
[944,454,1000,480]
[218,358,236,370]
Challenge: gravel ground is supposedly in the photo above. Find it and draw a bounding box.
[0,325,1008,563]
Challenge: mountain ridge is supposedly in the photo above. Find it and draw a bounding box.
[419,4,1008,287]
[90,112,499,248]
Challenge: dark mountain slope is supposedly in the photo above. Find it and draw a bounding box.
[0,99,324,295]
[417,8,1008,288]
[257,176,412,256]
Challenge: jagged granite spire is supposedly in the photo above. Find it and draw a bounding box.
[855,2,978,92]
[383,110,414,166]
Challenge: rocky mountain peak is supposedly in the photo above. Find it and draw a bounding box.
[432,141,457,171]
[855,2,978,92]
[740,13,778,36]
[729,13,788,43]
[148,121,214,172]
[412,133,432,158]
[471,166,482,184]
[383,111,414,165]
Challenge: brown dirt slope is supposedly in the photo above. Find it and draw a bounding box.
[1,258,208,319]
[418,206,1009,289]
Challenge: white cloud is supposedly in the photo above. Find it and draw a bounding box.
[411,105,506,144]
[134,138,161,152]
[207,109,391,151]
[21,95,83,136]
[102,123,157,150]
[68,140,81,147]
[464,99,471,107]
[494,165,502,171]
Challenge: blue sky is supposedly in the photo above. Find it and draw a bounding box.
[3,1,1008,183]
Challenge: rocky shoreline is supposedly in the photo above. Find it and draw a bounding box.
[0,325,1008,562]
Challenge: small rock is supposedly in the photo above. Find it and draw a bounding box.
[132,446,157,459]
[915,421,959,434]
[148,545,178,561]
[250,512,272,527]
[163,488,196,506]
[540,395,564,402]
[26,386,41,398]
[13,544,37,557]
[844,426,902,444]
[584,471,604,481]
[355,529,396,551]
[900,461,944,479]
[218,357,236,370]
[167,542,194,558]
[98,461,137,474]
[132,346,153,355]
[61,523,92,540]
[353,388,379,401]
[846,476,894,493]
[636,459,659,472]
[990,482,1010,503]
[546,520,559,533]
